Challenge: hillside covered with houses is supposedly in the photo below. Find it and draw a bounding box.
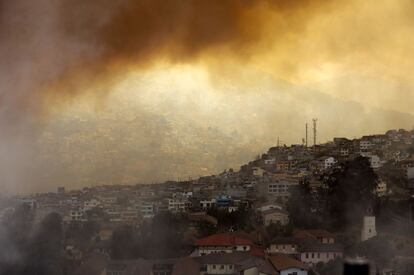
[1,128,414,275]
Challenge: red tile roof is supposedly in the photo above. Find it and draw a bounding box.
[195,233,254,247]
[268,255,309,271]
[250,245,265,258]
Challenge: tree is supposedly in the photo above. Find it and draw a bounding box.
[207,206,254,231]
[322,156,378,231]
[110,212,191,259]
[265,222,293,239]
[286,180,321,228]
[347,236,395,269]
[315,258,343,275]
[196,220,217,237]
[22,213,64,275]
[111,225,137,259]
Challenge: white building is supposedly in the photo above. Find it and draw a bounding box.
[200,198,216,209]
[369,155,383,169]
[168,198,191,213]
[361,216,377,241]
[323,157,337,170]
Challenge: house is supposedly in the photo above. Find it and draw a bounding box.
[267,237,299,255]
[173,253,276,275]
[298,239,343,267]
[262,208,289,226]
[206,253,276,275]
[194,233,264,257]
[268,255,309,275]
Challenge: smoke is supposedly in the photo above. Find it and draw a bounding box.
[42,0,328,99]
[2,0,414,192]
[0,0,325,193]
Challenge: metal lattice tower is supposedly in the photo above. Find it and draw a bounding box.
[312,118,318,146]
[305,123,308,147]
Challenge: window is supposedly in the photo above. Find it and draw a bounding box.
[306,253,309,258]
[212,265,216,269]
[220,265,224,270]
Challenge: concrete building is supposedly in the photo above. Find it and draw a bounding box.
[267,237,299,255]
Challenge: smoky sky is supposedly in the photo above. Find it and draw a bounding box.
[2,0,414,193]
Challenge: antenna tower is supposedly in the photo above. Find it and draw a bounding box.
[313,118,318,146]
[305,123,308,147]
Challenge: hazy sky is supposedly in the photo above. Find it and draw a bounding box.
[2,0,414,193]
